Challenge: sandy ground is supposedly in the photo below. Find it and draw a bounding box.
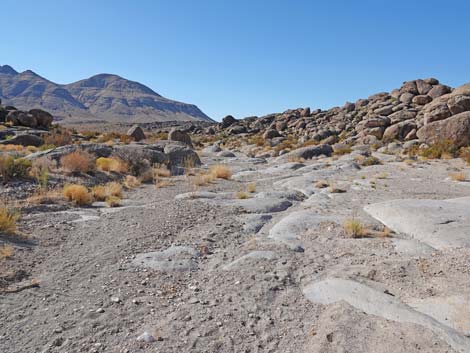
[2,150,470,353]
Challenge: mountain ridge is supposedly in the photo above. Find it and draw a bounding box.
[0,65,213,123]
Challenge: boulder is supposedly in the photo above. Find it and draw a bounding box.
[29,109,53,128]
[0,134,43,147]
[262,129,280,140]
[374,105,393,116]
[164,143,201,173]
[383,120,417,142]
[451,83,470,96]
[423,101,452,124]
[412,95,432,105]
[415,79,433,95]
[26,143,114,161]
[280,144,333,160]
[126,125,146,141]
[388,109,418,124]
[275,120,288,131]
[221,115,237,128]
[217,150,236,158]
[447,94,470,115]
[417,111,470,147]
[400,81,419,94]
[399,92,415,104]
[364,117,390,128]
[168,128,193,147]
[227,124,247,135]
[427,84,451,99]
[300,107,311,117]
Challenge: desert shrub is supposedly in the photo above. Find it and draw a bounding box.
[210,164,232,179]
[235,191,250,199]
[333,145,353,156]
[43,130,73,147]
[96,157,128,173]
[450,172,466,182]
[0,206,19,234]
[91,185,108,201]
[124,175,141,189]
[355,155,382,166]
[106,182,122,197]
[343,218,365,238]
[247,182,256,193]
[192,173,214,186]
[415,140,458,160]
[105,196,122,207]
[0,245,14,259]
[60,150,95,174]
[459,147,470,164]
[63,184,93,206]
[30,157,54,190]
[0,156,32,182]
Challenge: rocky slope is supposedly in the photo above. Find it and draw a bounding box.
[0,65,212,123]
[211,78,470,152]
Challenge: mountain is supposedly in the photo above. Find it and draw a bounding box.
[0,65,213,123]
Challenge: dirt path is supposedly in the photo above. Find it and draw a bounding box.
[2,153,470,353]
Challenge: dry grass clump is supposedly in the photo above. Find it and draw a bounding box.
[328,185,347,193]
[287,155,305,163]
[459,147,470,164]
[247,182,256,193]
[43,129,73,147]
[105,196,122,207]
[333,145,353,156]
[450,172,467,182]
[0,245,14,259]
[96,157,128,173]
[0,206,19,234]
[60,150,95,174]
[106,182,122,197]
[344,218,391,238]
[235,191,250,199]
[210,164,232,180]
[63,184,93,206]
[156,179,175,189]
[355,155,382,166]
[408,140,458,160]
[0,156,32,182]
[124,175,141,189]
[153,166,171,178]
[91,185,108,201]
[192,173,215,186]
[25,188,64,205]
[314,180,329,188]
[92,182,122,201]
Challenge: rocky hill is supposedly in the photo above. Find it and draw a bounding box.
[0,65,212,123]
[211,78,470,154]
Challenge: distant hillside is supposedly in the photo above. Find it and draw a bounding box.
[0,65,213,123]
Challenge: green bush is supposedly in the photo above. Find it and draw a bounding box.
[0,155,32,182]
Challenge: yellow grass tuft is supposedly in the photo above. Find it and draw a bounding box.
[235,191,250,199]
[0,245,14,259]
[210,164,232,180]
[343,218,366,238]
[124,175,141,189]
[96,157,128,173]
[105,196,122,207]
[106,182,122,197]
[247,182,256,193]
[63,184,93,206]
[450,172,466,182]
[0,206,19,234]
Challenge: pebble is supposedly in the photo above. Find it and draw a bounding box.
[137,331,156,343]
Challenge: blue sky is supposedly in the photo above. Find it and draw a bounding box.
[2,0,469,121]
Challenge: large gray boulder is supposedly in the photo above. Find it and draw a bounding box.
[279,144,333,161]
[126,125,146,141]
[26,143,113,161]
[0,134,43,147]
[163,143,201,174]
[417,111,470,147]
[221,115,237,128]
[29,109,53,128]
[168,128,193,147]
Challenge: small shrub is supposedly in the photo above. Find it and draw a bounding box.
[43,130,73,146]
[0,156,32,182]
[210,164,232,180]
[0,245,13,259]
[314,180,329,188]
[30,158,53,190]
[459,147,470,164]
[124,175,141,189]
[105,196,122,207]
[63,184,93,206]
[450,172,466,182]
[417,140,458,160]
[106,182,122,197]
[156,179,175,188]
[153,166,171,178]
[333,145,353,156]
[0,206,19,234]
[96,157,128,173]
[355,155,382,166]
[236,191,250,199]
[247,182,256,193]
[344,218,365,238]
[60,150,95,174]
[92,185,108,201]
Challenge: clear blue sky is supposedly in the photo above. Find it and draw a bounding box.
[2,0,470,121]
